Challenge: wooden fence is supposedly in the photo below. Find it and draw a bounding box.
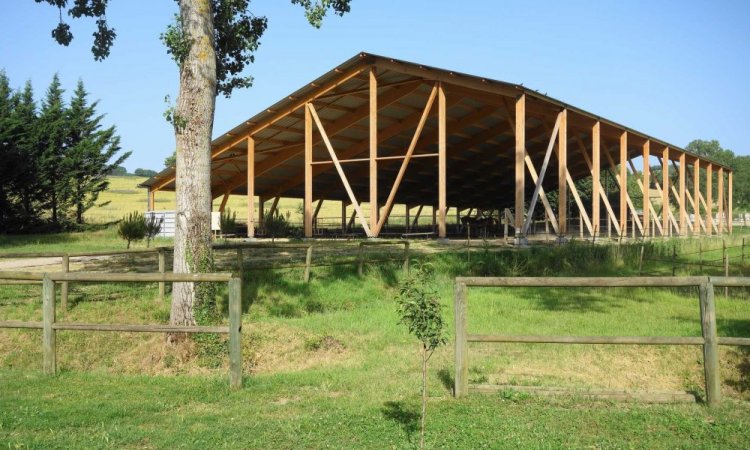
[0,271,243,389]
[453,276,750,405]
[0,240,411,299]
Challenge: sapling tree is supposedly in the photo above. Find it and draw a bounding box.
[396,263,447,450]
[117,211,146,248]
[144,214,164,247]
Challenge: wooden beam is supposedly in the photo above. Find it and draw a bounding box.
[602,149,643,235]
[679,152,686,235]
[246,136,255,237]
[628,158,664,236]
[308,103,373,237]
[592,122,601,237]
[693,159,703,235]
[575,137,621,236]
[374,85,438,235]
[729,171,733,234]
[619,132,627,236]
[662,147,670,235]
[438,82,447,238]
[706,163,718,234]
[718,167,725,233]
[523,155,559,235]
[369,67,378,232]
[412,205,423,229]
[522,112,561,235]
[558,109,567,235]
[147,189,154,211]
[642,141,651,237]
[219,193,230,213]
[304,103,313,237]
[515,94,526,234]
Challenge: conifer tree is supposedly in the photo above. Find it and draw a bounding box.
[37,74,68,228]
[64,80,129,224]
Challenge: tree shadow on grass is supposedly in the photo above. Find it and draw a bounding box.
[381,400,419,444]
[437,368,454,395]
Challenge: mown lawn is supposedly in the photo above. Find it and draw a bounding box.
[1,232,750,448]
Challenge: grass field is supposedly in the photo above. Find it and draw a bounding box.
[1,231,750,447]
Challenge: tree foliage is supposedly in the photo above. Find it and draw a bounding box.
[117,211,146,248]
[396,263,446,450]
[0,73,128,232]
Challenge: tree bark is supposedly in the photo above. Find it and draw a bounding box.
[171,0,217,327]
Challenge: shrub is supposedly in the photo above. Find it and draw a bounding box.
[117,211,146,248]
[144,214,163,247]
[264,210,290,242]
[220,208,237,235]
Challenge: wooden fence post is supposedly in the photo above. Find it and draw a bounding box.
[357,242,364,276]
[42,274,56,375]
[403,241,410,274]
[158,248,166,300]
[228,277,242,389]
[61,254,69,312]
[304,245,313,283]
[724,254,730,298]
[699,280,720,405]
[454,281,468,398]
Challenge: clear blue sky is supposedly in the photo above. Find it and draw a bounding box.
[1,0,749,172]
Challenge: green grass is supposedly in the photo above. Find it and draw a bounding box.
[1,234,750,448]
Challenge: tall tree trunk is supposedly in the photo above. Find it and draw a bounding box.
[170,0,217,327]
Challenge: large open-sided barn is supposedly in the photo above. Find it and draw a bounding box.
[141,52,733,241]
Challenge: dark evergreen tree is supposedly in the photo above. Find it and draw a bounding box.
[37,74,69,228]
[64,80,130,224]
[0,71,17,229]
[13,81,42,223]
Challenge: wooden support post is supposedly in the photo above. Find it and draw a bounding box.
[643,141,651,237]
[454,281,468,398]
[369,66,378,233]
[707,164,713,235]
[679,152,686,236]
[147,189,155,211]
[718,167,725,234]
[61,254,69,312]
[304,245,313,283]
[219,193,230,214]
[515,95,526,239]
[592,122,601,239]
[432,207,437,232]
[236,248,244,275]
[729,171,733,234]
[405,205,411,233]
[558,109,568,236]
[259,197,265,233]
[341,202,347,233]
[246,136,255,237]
[228,277,242,389]
[619,132,627,237]
[42,275,56,375]
[694,159,701,235]
[438,82,447,238]
[304,104,313,238]
[308,104,372,236]
[522,112,562,235]
[662,147,670,235]
[699,281,720,405]
[158,248,166,300]
[412,205,423,230]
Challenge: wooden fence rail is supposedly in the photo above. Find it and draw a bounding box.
[0,271,243,389]
[454,275,750,405]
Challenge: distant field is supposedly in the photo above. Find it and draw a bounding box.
[88,176,430,228]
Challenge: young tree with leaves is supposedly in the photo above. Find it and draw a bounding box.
[396,264,447,450]
[33,0,353,327]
